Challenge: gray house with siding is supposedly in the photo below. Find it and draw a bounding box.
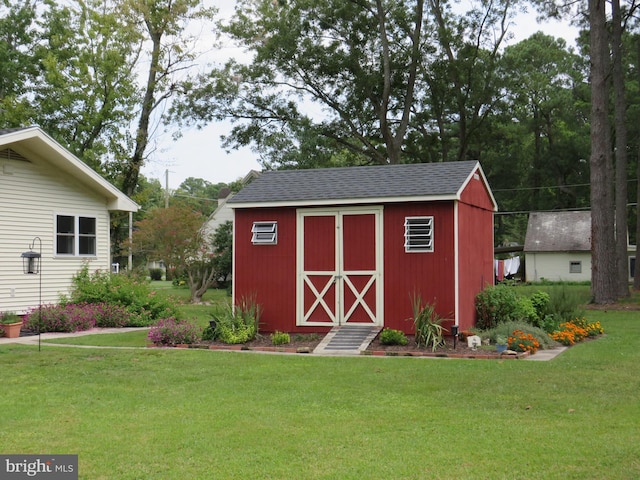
[524,211,635,282]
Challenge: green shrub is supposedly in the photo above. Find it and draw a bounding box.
[24,304,95,332]
[538,313,562,334]
[270,331,290,345]
[475,285,519,329]
[148,268,163,281]
[546,285,584,322]
[379,328,408,346]
[514,296,537,323]
[530,291,551,321]
[410,295,446,351]
[147,318,200,345]
[201,325,218,341]
[24,302,144,332]
[62,264,178,325]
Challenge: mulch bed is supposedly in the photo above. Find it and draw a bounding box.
[363,335,529,359]
[151,333,530,359]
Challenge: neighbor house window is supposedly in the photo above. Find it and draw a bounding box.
[56,215,97,256]
[404,216,434,252]
[569,261,582,274]
[252,221,277,245]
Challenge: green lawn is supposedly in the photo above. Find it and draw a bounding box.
[1,310,639,479]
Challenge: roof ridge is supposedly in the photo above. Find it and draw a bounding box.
[229,160,487,207]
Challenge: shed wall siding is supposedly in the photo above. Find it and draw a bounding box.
[457,201,494,330]
[383,202,456,332]
[459,169,495,211]
[525,252,592,282]
[0,158,111,314]
[233,208,299,332]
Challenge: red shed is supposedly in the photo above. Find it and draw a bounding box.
[228,161,497,335]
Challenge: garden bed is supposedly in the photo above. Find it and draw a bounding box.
[149,333,531,358]
[149,333,324,353]
[363,335,529,358]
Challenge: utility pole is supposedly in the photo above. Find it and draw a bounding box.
[165,169,169,208]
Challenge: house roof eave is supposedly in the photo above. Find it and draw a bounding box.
[0,127,139,212]
[229,193,460,209]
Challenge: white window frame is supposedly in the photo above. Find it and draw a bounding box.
[55,214,97,257]
[569,260,582,274]
[252,221,278,245]
[404,216,434,253]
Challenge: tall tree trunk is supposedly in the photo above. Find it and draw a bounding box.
[634,40,640,291]
[611,0,629,297]
[635,144,640,290]
[121,28,162,197]
[373,0,423,164]
[589,0,617,304]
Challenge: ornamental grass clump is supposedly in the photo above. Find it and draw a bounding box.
[147,318,200,345]
[410,295,446,351]
[211,297,261,344]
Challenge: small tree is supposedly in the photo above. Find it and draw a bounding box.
[211,221,233,286]
[131,204,216,302]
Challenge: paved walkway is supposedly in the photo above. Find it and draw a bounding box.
[0,327,149,346]
[0,328,568,360]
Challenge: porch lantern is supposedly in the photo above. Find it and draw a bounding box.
[20,237,42,351]
[21,250,41,274]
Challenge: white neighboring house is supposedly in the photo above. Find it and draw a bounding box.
[202,187,235,239]
[0,127,139,314]
[524,211,636,282]
[202,170,260,239]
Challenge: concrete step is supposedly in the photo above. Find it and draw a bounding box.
[314,325,381,355]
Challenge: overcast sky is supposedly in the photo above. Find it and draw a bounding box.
[141,2,580,190]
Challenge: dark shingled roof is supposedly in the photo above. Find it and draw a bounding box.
[524,211,591,252]
[0,127,30,136]
[228,161,481,205]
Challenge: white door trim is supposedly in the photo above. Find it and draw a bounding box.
[296,207,383,327]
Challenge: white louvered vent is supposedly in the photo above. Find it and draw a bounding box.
[0,148,29,162]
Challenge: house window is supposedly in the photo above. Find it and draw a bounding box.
[569,261,582,274]
[404,216,434,252]
[252,221,277,245]
[56,215,97,256]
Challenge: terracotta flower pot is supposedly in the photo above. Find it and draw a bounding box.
[1,322,23,338]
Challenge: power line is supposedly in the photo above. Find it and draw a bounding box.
[492,178,638,193]
[495,203,638,216]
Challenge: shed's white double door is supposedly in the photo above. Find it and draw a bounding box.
[296,208,383,327]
